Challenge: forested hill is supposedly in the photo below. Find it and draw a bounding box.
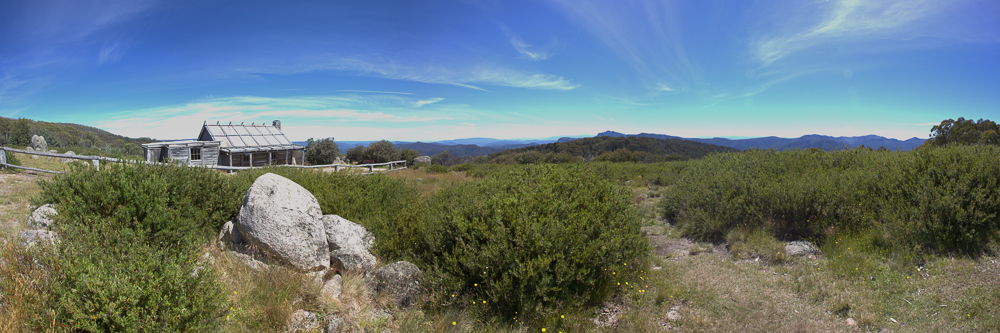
[489,136,737,162]
[0,117,156,155]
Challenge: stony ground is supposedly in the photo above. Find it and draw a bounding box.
[633,184,999,333]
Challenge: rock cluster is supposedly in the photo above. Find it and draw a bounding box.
[21,204,60,247]
[414,156,431,165]
[217,173,422,331]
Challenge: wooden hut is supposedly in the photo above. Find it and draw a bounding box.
[141,140,221,166]
[197,121,305,167]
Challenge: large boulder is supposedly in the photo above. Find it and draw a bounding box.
[323,215,376,272]
[414,156,431,165]
[29,204,58,229]
[30,135,48,152]
[236,173,329,272]
[373,261,422,308]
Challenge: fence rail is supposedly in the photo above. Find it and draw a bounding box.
[0,146,406,175]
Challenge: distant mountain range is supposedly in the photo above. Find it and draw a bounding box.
[294,132,925,157]
[595,131,926,151]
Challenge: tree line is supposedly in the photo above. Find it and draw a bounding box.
[0,117,155,156]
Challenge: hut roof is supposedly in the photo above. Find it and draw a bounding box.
[142,140,220,148]
[199,122,303,153]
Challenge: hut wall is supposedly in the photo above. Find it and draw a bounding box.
[143,147,161,163]
[198,146,220,166]
[167,146,189,164]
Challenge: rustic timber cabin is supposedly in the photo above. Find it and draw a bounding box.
[197,120,305,167]
[141,140,221,166]
[141,120,304,167]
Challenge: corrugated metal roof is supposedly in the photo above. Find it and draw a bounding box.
[201,122,303,153]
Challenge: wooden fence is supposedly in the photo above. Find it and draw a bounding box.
[0,146,406,175]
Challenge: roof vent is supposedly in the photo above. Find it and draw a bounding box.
[272,120,281,130]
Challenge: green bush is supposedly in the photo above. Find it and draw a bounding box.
[659,146,1000,254]
[425,164,448,173]
[32,163,240,330]
[419,165,648,318]
[449,162,475,172]
[3,149,20,169]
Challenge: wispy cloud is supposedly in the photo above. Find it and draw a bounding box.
[548,0,700,95]
[97,40,128,66]
[186,56,580,92]
[501,26,557,61]
[414,98,444,107]
[752,0,958,66]
[88,94,463,139]
[655,84,674,92]
[337,90,414,95]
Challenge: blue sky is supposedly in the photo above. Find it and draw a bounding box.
[2,0,998,141]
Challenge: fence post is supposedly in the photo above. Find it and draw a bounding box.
[92,159,100,171]
[334,165,339,172]
[0,148,6,169]
[369,165,374,174]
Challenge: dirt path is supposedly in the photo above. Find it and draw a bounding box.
[0,172,47,234]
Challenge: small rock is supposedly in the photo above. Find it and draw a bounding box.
[666,310,681,321]
[285,309,320,333]
[373,261,422,308]
[325,313,350,332]
[321,274,343,301]
[29,204,58,229]
[228,251,268,271]
[846,318,857,326]
[18,230,59,247]
[218,221,244,251]
[785,240,822,257]
[60,151,76,163]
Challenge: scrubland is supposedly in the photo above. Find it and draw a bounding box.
[1,146,998,332]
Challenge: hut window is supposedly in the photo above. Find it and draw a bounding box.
[190,147,202,161]
[243,154,250,163]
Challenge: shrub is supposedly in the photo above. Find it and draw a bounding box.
[425,164,448,173]
[399,148,420,166]
[419,165,648,318]
[449,162,475,172]
[32,163,240,330]
[660,146,1000,254]
[3,149,20,169]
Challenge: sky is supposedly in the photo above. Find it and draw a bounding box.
[1,0,998,141]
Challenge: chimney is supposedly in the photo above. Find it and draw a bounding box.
[272,120,281,130]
